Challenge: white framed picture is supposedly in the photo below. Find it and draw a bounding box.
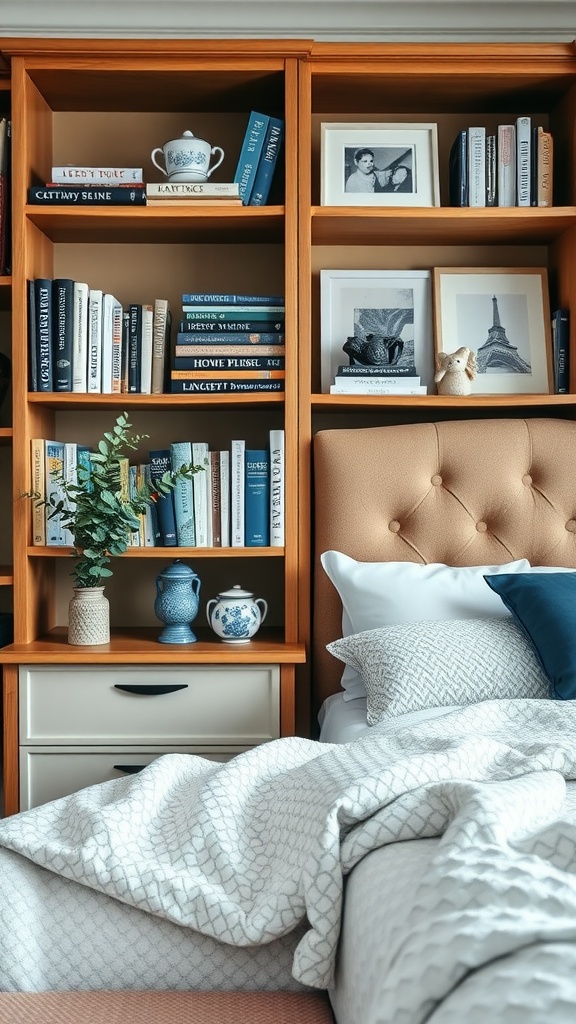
[320,122,440,207]
[320,269,434,394]
[432,267,553,395]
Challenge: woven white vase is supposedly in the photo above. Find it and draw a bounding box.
[68,587,110,646]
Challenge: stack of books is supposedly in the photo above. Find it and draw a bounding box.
[30,429,285,550]
[170,293,285,394]
[233,110,285,206]
[28,164,146,206]
[330,364,427,395]
[145,181,242,206]
[449,118,553,208]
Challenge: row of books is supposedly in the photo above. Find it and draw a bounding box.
[0,116,11,275]
[170,292,286,394]
[28,278,171,394]
[233,111,284,205]
[31,430,285,549]
[450,117,553,208]
[329,363,427,395]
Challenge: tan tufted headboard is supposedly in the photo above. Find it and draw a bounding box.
[313,417,576,709]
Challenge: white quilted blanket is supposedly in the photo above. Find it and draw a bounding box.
[2,698,576,1011]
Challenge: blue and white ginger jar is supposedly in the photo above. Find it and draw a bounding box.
[206,584,268,644]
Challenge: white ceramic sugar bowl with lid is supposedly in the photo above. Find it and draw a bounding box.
[206,585,268,643]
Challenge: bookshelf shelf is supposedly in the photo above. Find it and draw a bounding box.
[310,393,576,411]
[0,426,12,442]
[27,392,285,410]
[0,565,13,585]
[27,546,285,558]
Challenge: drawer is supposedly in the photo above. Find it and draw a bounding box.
[19,746,245,811]
[19,664,280,745]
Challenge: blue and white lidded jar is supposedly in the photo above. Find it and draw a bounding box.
[206,585,268,644]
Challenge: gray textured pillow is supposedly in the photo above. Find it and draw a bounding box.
[326,617,550,724]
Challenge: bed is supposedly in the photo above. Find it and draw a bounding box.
[1,416,576,1023]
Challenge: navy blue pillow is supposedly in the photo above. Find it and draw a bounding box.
[484,573,576,700]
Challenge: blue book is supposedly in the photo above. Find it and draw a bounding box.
[148,449,177,546]
[77,444,92,492]
[233,111,270,204]
[52,277,74,391]
[178,319,284,333]
[44,440,65,545]
[170,379,284,394]
[181,293,284,305]
[173,355,285,371]
[27,278,38,390]
[248,117,284,207]
[244,449,270,547]
[183,308,284,320]
[170,441,196,546]
[28,185,146,205]
[34,277,53,391]
[552,308,570,394]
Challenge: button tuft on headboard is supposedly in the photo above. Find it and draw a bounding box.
[389,520,401,533]
[431,474,442,486]
[566,520,576,533]
[476,521,488,533]
[522,474,533,486]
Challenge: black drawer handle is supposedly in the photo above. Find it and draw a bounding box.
[113,764,147,774]
[114,683,189,696]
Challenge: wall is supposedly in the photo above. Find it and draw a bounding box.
[0,0,574,42]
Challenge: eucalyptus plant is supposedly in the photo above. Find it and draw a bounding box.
[24,412,203,588]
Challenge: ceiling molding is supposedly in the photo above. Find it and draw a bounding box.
[0,0,575,41]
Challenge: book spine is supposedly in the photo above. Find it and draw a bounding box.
[244,449,270,546]
[516,115,531,206]
[209,450,222,547]
[182,305,284,316]
[139,302,154,395]
[180,293,284,305]
[76,445,92,493]
[52,278,74,391]
[171,379,284,393]
[552,308,569,394]
[467,126,486,207]
[45,441,65,546]
[72,281,89,392]
[128,303,142,394]
[178,321,284,334]
[120,310,130,393]
[87,288,103,393]
[30,438,46,545]
[330,384,427,395]
[62,442,77,547]
[175,344,285,357]
[141,463,160,546]
[146,182,239,197]
[111,299,124,394]
[51,166,143,184]
[148,449,177,546]
[27,279,38,391]
[170,369,285,380]
[170,441,196,546]
[173,355,285,371]
[34,278,53,392]
[100,293,116,394]
[127,463,141,546]
[485,133,497,206]
[332,375,421,388]
[269,429,285,547]
[191,442,209,547]
[536,128,553,207]
[448,128,468,207]
[151,298,170,395]
[230,439,245,547]
[233,111,270,204]
[248,117,284,207]
[497,124,516,208]
[28,185,146,205]
[336,363,417,376]
[219,450,230,547]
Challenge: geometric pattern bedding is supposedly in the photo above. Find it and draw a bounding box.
[2,698,576,1008]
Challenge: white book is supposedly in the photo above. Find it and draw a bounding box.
[269,428,285,547]
[230,438,245,547]
[87,288,103,393]
[467,126,486,207]
[139,302,154,395]
[330,384,427,395]
[516,115,531,206]
[497,124,516,207]
[62,442,78,547]
[192,441,210,547]
[146,181,240,198]
[72,281,89,392]
[219,449,230,547]
[333,375,421,388]
[51,165,143,184]
[101,293,122,393]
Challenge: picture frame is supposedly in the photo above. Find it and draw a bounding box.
[432,267,553,395]
[320,122,440,207]
[320,269,434,394]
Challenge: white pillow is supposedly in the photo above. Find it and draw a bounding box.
[327,617,550,724]
[320,552,533,700]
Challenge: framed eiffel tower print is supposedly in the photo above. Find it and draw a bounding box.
[432,267,553,395]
